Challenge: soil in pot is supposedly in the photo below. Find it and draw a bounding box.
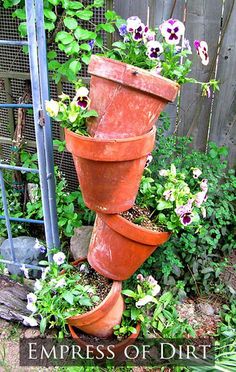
[88,209,170,281]
[67,260,125,338]
[69,323,141,360]
[87,56,179,139]
[121,205,165,232]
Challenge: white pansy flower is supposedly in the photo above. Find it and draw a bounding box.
[27,303,37,313]
[34,279,42,291]
[45,99,59,117]
[20,264,29,279]
[22,316,38,327]
[55,278,66,288]
[53,252,66,266]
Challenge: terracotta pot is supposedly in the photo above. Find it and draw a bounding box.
[66,259,125,338]
[65,126,156,214]
[88,213,171,281]
[69,323,141,359]
[87,55,179,139]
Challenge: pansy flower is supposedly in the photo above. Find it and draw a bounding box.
[145,153,153,168]
[143,28,156,43]
[194,40,209,66]
[146,40,163,59]
[175,204,193,226]
[53,252,66,266]
[119,24,128,37]
[126,16,142,32]
[195,191,207,208]
[132,23,146,41]
[74,87,90,110]
[160,18,185,45]
[200,179,208,192]
[192,168,202,179]
[163,189,175,201]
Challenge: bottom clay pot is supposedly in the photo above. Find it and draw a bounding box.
[88,214,171,281]
[66,259,125,338]
[69,323,141,359]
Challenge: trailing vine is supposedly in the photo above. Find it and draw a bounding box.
[3,0,120,83]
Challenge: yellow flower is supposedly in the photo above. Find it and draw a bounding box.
[45,99,59,117]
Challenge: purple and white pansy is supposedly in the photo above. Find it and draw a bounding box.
[160,18,185,45]
[74,87,90,110]
[146,40,163,59]
[194,40,209,66]
[175,203,193,226]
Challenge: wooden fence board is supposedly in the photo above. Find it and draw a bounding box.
[210,0,236,167]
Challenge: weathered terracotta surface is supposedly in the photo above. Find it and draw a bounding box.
[88,214,171,281]
[87,55,179,139]
[66,259,124,338]
[65,126,156,214]
[69,323,141,358]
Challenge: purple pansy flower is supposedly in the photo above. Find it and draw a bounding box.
[119,24,128,36]
[200,179,208,192]
[143,28,156,43]
[175,204,193,226]
[88,40,95,50]
[146,40,163,59]
[132,23,146,41]
[126,16,142,32]
[195,191,207,208]
[74,87,90,110]
[194,40,209,65]
[160,18,185,45]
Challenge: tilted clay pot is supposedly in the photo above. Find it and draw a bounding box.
[88,214,171,281]
[87,55,179,139]
[65,126,156,214]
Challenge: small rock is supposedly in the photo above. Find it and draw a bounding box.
[70,226,93,260]
[197,303,215,316]
[0,237,45,278]
[24,328,41,339]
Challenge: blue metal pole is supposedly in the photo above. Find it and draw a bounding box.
[0,259,44,271]
[25,0,54,259]
[35,0,60,248]
[0,164,39,173]
[0,216,44,224]
[0,104,33,109]
[0,40,28,46]
[0,170,16,262]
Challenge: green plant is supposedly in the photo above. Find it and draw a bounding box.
[27,252,103,336]
[46,82,98,135]
[137,163,207,233]
[114,274,195,340]
[139,114,236,296]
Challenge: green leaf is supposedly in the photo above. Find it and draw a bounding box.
[122,289,136,298]
[69,60,81,74]
[105,10,119,21]
[99,23,115,33]
[18,22,27,37]
[49,0,60,5]
[48,60,61,70]
[47,50,57,60]
[157,200,172,211]
[67,1,83,9]
[12,9,26,20]
[76,10,93,21]
[63,291,74,305]
[112,41,126,50]
[40,318,47,335]
[93,0,104,7]
[80,43,91,52]
[45,22,55,31]
[82,110,98,118]
[74,28,97,41]
[79,297,93,307]
[44,9,57,22]
[64,17,78,30]
[56,31,74,45]
[81,54,91,65]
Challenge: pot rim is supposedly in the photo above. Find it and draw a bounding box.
[66,259,122,326]
[98,213,171,246]
[65,126,156,161]
[88,55,179,102]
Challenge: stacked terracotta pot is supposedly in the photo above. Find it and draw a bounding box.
[65,56,179,344]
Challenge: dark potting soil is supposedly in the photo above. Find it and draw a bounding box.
[73,327,121,344]
[121,205,165,232]
[73,262,112,307]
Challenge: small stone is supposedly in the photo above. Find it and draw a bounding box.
[0,237,45,278]
[197,303,215,316]
[24,328,41,339]
[70,226,93,260]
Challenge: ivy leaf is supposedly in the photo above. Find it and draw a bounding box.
[49,0,60,5]
[12,9,26,20]
[56,31,74,45]
[99,23,115,33]
[18,22,27,37]
[44,9,57,22]
[76,10,93,21]
[67,1,83,9]
[81,54,91,65]
[80,43,91,52]
[93,0,104,7]
[47,50,57,60]
[48,60,61,70]
[45,22,55,32]
[69,60,81,74]
[74,28,96,41]
[64,17,78,30]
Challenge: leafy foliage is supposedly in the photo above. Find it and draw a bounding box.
[139,115,236,296]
